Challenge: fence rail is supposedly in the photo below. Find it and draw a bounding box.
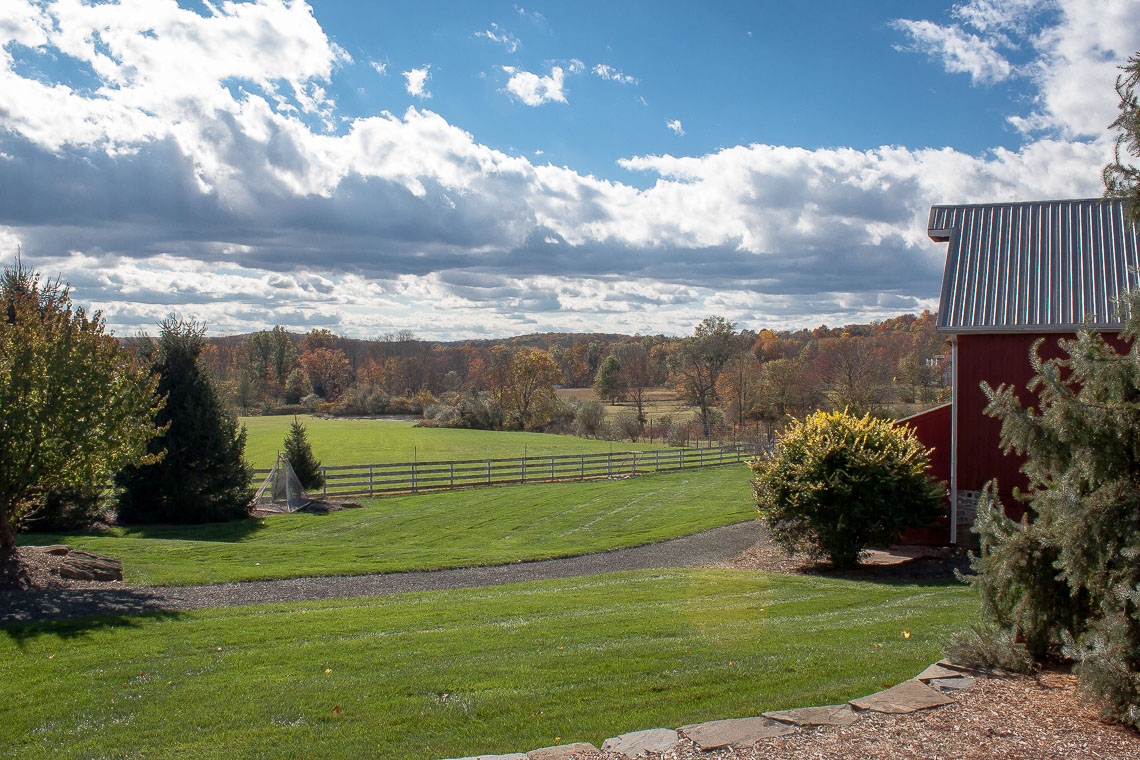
[252,444,753,500]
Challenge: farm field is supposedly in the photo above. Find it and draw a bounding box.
[0,569,977,760]
[556,386,693,424]
[240,415,669,470]
[21,466,756,586]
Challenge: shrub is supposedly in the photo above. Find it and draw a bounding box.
[750,409,944,568]
[574,401,604,438]
[23,488,108,533]
[613,408,642,442]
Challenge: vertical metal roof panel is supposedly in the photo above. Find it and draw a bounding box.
[928,199,1140,331]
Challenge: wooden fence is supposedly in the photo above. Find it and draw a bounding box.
[252,445,752,500]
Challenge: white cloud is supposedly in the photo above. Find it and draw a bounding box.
[475,23,521,53]
[894,0,1140,136]
[0,0,1130,337]
[403,65,432,98]
[502,65,567,106]
[370,60,388,76]
[891,18,1014,85]
[592,64,638,85]
[666,119,685,136]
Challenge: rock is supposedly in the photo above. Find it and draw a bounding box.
[526,743,597,760]
[41,545,72,556]
[438,754,526,760]
[763,704,859,727]
[601,728,680,757]
[849,679,955,714]
[928,676,976,692]
[915,663,963,681]
[679,716,796,750]
[58,550,122,582]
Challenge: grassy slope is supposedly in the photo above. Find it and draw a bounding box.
[0,570,977,760]
[240,416,668,470]
[21,466,756,586]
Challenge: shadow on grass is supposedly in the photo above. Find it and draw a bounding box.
[1,587,182,642]
[21,516,270,546]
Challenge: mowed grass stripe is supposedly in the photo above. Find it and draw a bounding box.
[0,569,977,760]
[240,416,671,470]
[21,466,756,586]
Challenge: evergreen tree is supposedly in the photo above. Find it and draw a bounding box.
[284,417,323,491]
[1105,52,1140,223]
[957,287,1140,727]
[116,317,251,524]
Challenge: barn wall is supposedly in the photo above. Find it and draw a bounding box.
[954,331,1127,522]
[893,403,952,545]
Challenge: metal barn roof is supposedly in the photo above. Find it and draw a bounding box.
[928,198,1140,332]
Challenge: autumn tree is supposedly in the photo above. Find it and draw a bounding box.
[0,261,162,550]
[593,355,627,404]
[1105,52,1140,223]
[717,335,763,428]
[501,348,562,429]
[300,347,353,400]
[116,317,251,524]
[613,341,652,426]
[669,316,736,435]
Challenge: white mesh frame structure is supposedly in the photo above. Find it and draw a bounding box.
[253,454,310,512]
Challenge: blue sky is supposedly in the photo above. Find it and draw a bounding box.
[0,0,1136,338]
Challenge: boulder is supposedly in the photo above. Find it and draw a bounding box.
[58,549,123,582]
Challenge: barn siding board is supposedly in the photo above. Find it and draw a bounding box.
[894,404,952,545]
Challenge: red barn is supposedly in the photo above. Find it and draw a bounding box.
[903,198,1139,544]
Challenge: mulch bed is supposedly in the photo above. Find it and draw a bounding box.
[0,546,122,592]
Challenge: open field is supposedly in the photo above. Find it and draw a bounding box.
[21,466,756,586]
[0,569,977,760]
[557,386,694,424]
[240,416,668,470]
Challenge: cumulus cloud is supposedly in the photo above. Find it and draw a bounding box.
[894,0,1140,136]
[403,65,432,98]
[666,119,685,136]
[891,18,1014,84]
[593,64,637,85]
[370,60,388,75]
[0,0,1130,338]
[502,65,567,105]
[476,22,521,52]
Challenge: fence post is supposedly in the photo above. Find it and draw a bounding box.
[580,454,585,480]
[487,460,491,485]
[450,462,454,488]
[632,451,637,475]
[369,465,374,496]
[699,448,704,467]
[411,462,416,493]
[607,452,612,478]
[655,449,660,472]
[322,468,327,498]
[521,456,526,484]
[550,456,555,482]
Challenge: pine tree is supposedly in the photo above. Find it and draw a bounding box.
[1104,52,1140,223]
[958,287,1140,727]
[283,417,323,491]
[116,317,251,524]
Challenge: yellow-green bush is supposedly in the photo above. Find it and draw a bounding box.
[750,409,944,568]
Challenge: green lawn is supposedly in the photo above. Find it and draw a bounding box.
[240,415,669,470]
[0,569,977,760]
[21,466,756,586]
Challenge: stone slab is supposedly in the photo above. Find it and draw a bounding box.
[928,676,976,692]
[526,743,597,760]
[41,545,72,556]
[58,550,122,582]
[936,658,979,673]
[679,716,796,750]
[763,704,859,727]
[601,728,680,758]
[849,679,955,714]
[915,663,963,681]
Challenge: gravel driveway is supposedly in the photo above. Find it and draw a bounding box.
[0,520,761,624]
